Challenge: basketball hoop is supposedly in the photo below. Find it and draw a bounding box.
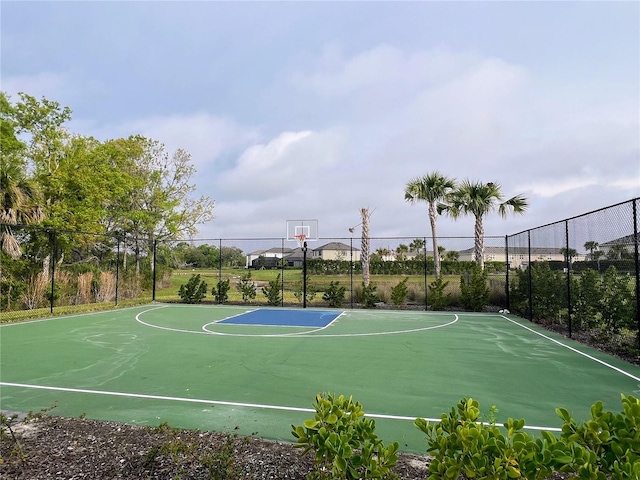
[294,234,307,249]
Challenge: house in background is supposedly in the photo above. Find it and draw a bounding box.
[457,246,584,269]
[599,234,638,259]
[245,247,294,268]
[245,243,361,268]
[311,242,361,261]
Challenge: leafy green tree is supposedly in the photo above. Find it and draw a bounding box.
[440,180,527,269]
[404,172,456,279]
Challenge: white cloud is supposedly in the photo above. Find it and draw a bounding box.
[85,113,261,171]
[2,72,71,100]
[214,128,348,201]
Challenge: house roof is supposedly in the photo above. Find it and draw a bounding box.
[247,247,295,256]
[459,246,566,255]
[600,234,637,247]
[314,241,360,251]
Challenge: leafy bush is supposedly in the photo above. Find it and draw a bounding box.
[416,395,640,480]
[390,278,409,306]
[428,277,451,310]
[556,394,640,479]
[263,274,282,306]
[459,265,489,311]
[212,278,230,304]
[323,281,346,308]
[361,282,379,308]
[292,393,399,480]
[416,397,580,480]
[178,274,207,303]
[236,272,256,302]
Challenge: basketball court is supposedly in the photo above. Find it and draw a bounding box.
[1,303,638,453]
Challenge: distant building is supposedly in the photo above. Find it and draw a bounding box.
[457,246,584,269]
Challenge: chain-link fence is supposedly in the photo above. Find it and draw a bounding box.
[0,225,156,322]
[156,235,508,311]
[3,197,638,359]
[1,227,508,320]
[506,198,639,358]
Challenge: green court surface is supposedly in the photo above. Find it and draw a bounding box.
[1,303,639,453]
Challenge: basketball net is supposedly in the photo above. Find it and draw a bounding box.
[294,234,307,249]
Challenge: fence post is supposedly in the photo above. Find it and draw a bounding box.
[505,235,510,311]
[527,230,533,321]
[423,237,428,311]
[350,236,354,309]
[633,198,640,351]
[115,235,120,306]
[49,230,56,314]
[565,220,572,338]
[281,238,285,307]
[152,239,157,301]
[219,238,223,305]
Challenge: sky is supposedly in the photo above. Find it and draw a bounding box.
[2,1,639,243]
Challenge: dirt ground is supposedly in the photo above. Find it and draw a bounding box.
[0,414,431,480]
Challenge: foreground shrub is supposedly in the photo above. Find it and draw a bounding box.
[557,393,640,479]
[292,393,399,480]
[415,395,640,480]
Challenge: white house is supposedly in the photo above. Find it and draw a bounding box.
[311,242,361,261]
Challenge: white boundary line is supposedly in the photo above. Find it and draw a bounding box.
[0,381,561,432]
[137,306,459,338]
[0,304,152,327]
[500,315,640,382]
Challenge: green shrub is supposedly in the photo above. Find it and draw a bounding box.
[178,274,207,303]
[556,394,640,479]
[415,398,580,480]
[263,274,282,306]
[428,277,451,310]
[390,278,409,306]
[323,281,346,308]
[361,282,378,309]
[212,278,230,304]
[459,265,489,311]
[236,272,257,302]
[294,278,317,304]
[292,393,399,480]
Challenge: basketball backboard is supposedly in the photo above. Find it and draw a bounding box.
[286,219,319,245]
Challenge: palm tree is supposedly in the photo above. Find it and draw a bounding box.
[1,157,45,258]
[440,180,528,270]
[404,172,456,279]
[584,241,599,260]
[409,238,425,253]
